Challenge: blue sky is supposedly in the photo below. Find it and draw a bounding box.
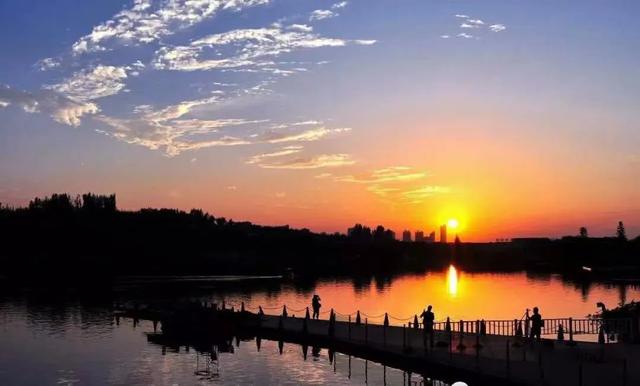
[1,0,639,239]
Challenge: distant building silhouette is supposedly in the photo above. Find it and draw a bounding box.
[440,224,447,243]
[402,230,412,242]
[428,231,436,243]
[415,231,425,242]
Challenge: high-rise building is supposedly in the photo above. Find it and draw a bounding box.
[402,230,412,242]
[440,224,447,243]
[428,231,436,243]
[415,231,425,242]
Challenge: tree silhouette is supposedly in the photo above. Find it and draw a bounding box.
[579,227,588,238]
[617,221,627,241]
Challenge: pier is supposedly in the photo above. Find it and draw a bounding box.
[117,302,638,386]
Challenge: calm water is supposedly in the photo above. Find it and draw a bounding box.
[1,267,639,385]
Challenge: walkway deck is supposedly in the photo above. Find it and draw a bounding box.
[251,313,636,386]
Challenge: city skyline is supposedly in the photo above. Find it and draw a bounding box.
[1,0,639,241]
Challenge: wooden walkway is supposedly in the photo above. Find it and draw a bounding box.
[116,303,638,386]
[250,312,636,386]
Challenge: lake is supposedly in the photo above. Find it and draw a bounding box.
[1,266,639,385]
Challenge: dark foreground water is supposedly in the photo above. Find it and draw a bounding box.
[1,267,639,385]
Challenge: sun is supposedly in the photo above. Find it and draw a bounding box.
[447,218,459,229]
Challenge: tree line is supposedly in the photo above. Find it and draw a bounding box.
[0,193,638,284]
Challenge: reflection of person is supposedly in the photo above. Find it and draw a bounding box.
[529,307,543,341]
[312,294,321,319]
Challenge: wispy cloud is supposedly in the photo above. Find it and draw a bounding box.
[95,113,257,156]
[367,185,400,197]
[0,84,98,126]
[445,14,506,39]
[310,10,337,21]
[333,166,449,203]
[260,127,351,144]
[71,0,270,54]
[287,24,313,32]
[46,65,128,102]
[402,186,451,199]
[35,57,61,71]
[336,166,427,184]
[254,153,355,169]
[153,25,374,72]
[332,2,349,10]
[246,145,304,164]
[93,89,351,156]
[12,0,373,163]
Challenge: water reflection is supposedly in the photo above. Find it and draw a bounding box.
[143,327,448,386]
[447,265,458,297]
[2,269,640,385]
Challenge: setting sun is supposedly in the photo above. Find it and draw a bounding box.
[447,218,460,229]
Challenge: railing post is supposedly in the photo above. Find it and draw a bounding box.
[457,319,465,351]
[449,327,453,360]
[348,315,351,340]
[403,323,407,350]
[569,317,574,344]
[383,313,388,346]
[303,307,309,334]
[365,318,368,344]
[328,309,335,338]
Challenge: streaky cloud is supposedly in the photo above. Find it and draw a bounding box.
[71,0,270,54]
[153,25,374,72]
[45,65,128,102]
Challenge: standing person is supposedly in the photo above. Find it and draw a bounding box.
[529,307,543,341]
[311,294,321,319]
[420,305,435,346]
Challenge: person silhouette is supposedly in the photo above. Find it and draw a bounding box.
[529,307,543,341]
[420,305,435,331]
[420,305,435,346]
[311,294,321,319]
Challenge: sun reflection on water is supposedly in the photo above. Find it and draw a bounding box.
[447,264,459,297]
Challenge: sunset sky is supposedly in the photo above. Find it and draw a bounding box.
[1,0,639,241]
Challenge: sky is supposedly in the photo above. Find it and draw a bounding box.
[1,0,639,241]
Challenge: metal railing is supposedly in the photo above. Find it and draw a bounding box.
[422,317,634,340]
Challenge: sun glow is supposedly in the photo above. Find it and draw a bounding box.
[447,218,459,229]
